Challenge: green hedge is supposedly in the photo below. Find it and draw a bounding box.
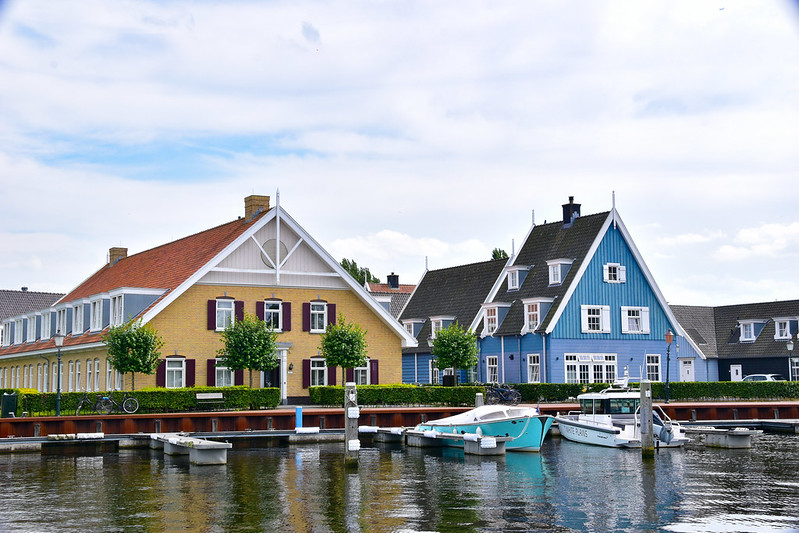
[309,384,484,406]
[0,386,281,417]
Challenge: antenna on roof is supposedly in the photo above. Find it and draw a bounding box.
[532,209,535,226]
[425,256,429,271]
[612,190,617,229]
[511,238,515,258]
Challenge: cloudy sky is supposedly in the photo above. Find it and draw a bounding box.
[1,1,798,307]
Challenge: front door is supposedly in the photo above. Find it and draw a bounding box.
[680,359,694,382]
[730,364,743,382]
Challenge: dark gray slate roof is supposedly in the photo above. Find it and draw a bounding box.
[399,259,507,354]
[494,211,610,336]
[671,305,718,358]
[0,289,64,320]
[671,300,799,360]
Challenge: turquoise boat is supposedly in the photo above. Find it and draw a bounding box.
[414,405,554,452]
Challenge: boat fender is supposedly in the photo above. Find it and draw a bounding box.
[659,425,673,444]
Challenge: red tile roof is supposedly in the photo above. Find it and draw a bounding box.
[366,283,415,294]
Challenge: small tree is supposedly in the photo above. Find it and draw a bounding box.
[217,312,279,387]
[340,258,380,285]
[431,322,479,385]
[491,248,509,260]
[319,313,368,384]
[103,319,165,390]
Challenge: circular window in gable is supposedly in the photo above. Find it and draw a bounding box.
[261,239,289,266]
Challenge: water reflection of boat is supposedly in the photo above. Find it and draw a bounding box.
[554,377,689,448]
[414,405,554,452]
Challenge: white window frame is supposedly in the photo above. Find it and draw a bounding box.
[486,356,499,383]
[90,298,104,332]
[431,319,443,339]
[14,318,23,344]
[565,353,617,384]
[68,361,75,392]
[310,302,327,333]
[621,306,650,334]
[525,302,540,332]
[547,258,573,286]
[774,319,792,340]
[0,322,7,346]
[41,311,51,340]
[527,353,541,383]
[581,305,611,334]
[27,313,37,343]
[354,358,370,386]
[310,358,327,387]
[75,360,81,392]
[216,299,235,331]
[646,354,661,382]
[72,304,84,335]
[42,363,48,392]
[740,321,756,342]
[111,294,124,327]
[603,263,627,284]
[165,358,186,389]
[263,300,282,332]
[94,359,101,392]
[86,359,93,392]
[507,270,519,291]
[430,361,440,385]
[216,364,235,388]
[56,307,68,335]
[484,307,498,335]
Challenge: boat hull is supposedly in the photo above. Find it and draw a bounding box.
[555,416,689,449]
[416,408,554,452]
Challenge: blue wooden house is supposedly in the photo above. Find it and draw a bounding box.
[400,197,716,385]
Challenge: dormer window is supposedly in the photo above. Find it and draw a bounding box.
[485,307,498,334]
[774,319,792,340]
[72,303,84,335]
[90,298,104,332]
[603,263,627,284]
[429,316,455,340]
[111,295,124,327]
[547,259,573,286]
[740,321,757,342]
[431,319,444,339]
[27,313,37,343]
[508,270,519,290]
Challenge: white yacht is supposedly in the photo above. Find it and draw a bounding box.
[554,376,689,448]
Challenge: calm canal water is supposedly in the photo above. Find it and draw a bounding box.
[1,432,798,532]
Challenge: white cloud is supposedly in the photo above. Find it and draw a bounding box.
[714,222,799,261]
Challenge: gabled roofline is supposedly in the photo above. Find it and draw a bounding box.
[543,209,706,359]
[140,203,418,348]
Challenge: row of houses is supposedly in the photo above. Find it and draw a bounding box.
[1,194,797,403]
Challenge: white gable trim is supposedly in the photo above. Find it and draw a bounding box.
[543,210,706,360]
[140,203,417,348]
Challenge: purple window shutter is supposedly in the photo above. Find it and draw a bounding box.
[327,304,336,326]
[256,301,265,321]
[235,301,244,322]
[283,302,291,331]
[207,359,216,386]
[235,369,244,386]
[186,359,196,387]
[207,301,216,330]
[156,360,166,387]
[327,366,336,386]
[370,359,379,385]
[302,359,311,388]
[346,367,354,382]
[302,303,310,332]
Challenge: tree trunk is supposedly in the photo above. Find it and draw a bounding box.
[131,372,135,391]
[249,369,253,388]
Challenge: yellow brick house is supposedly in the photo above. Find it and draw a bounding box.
[0,194,417,403]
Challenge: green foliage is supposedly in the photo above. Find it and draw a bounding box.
[319,314,368,371]
[340,258,380,285]
[218,312,279,387]
[103,319,165,390]
[309,384,484,406]
[13,386,282,416]
[515,382,608,403]
[491,248,509,260]
[431,323,478,380]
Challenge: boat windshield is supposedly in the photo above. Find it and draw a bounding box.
[579,399,603,414]
[608,398,638,414]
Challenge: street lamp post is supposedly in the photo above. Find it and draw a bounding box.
[665,329,674,404]
[54,332,65,416]
[788,337,795,381]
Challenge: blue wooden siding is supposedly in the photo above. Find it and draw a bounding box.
[402,353,434,383]
[552,224,673,341]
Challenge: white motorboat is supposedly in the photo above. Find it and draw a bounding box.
[554,376,689,448]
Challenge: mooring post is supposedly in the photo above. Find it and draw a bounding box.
[475,392,484,407]
[344,382,359,466]
[640,380,654,457]
[295,406,303,429]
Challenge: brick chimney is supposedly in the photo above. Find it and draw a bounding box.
[245,195,271,220]
[387,272,399,289]
[562,196,581,226]
[109,247,127,265]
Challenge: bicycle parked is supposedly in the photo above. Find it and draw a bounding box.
[75,391,139,415]
[484,383,522,406]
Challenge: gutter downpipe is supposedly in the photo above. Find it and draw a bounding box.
[518,335,522,382]
[541,332,547,383]
[501,336,506,383]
